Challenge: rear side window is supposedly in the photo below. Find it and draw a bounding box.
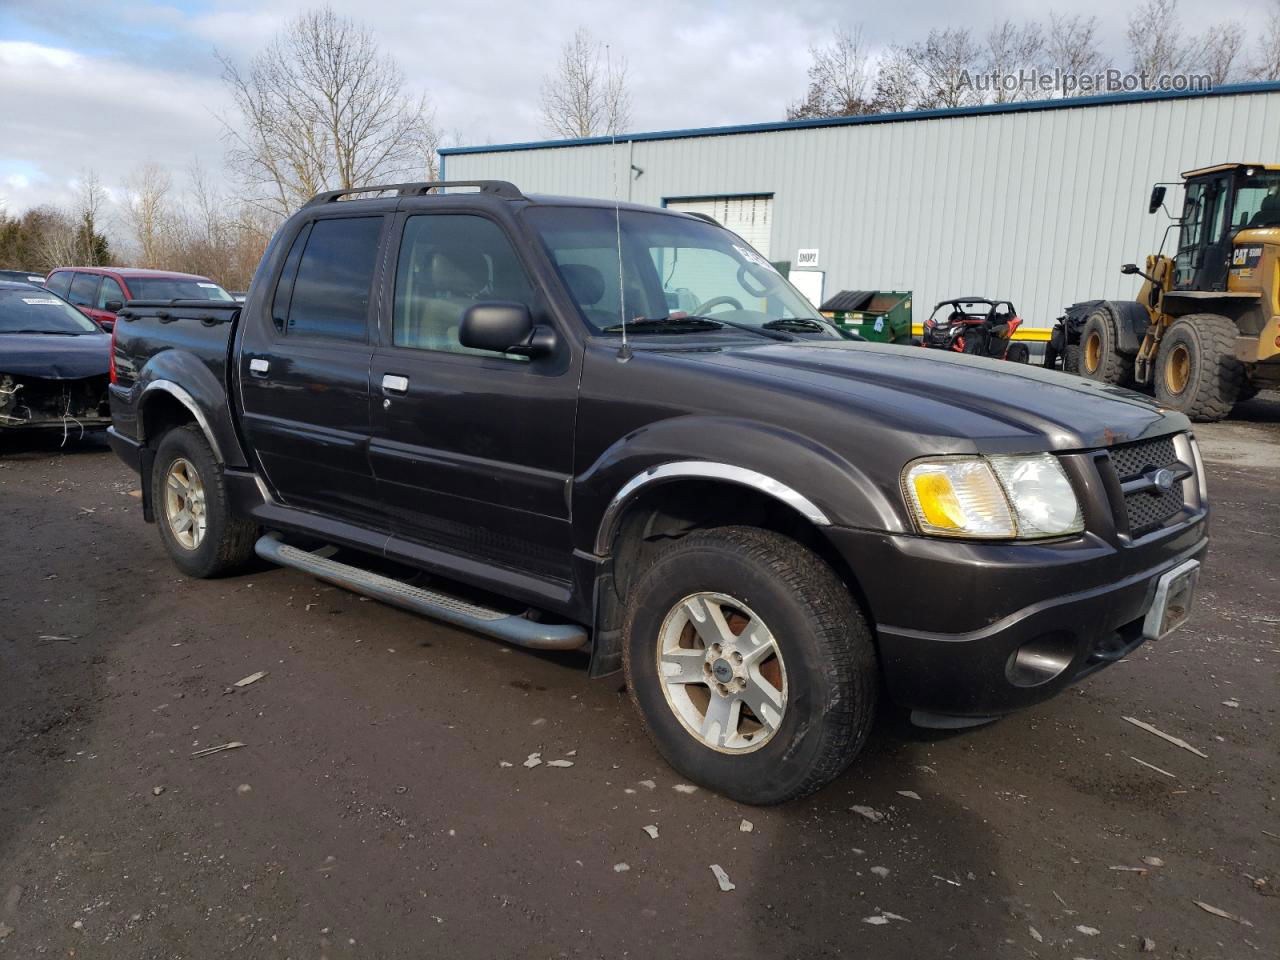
[281,217,382,340]
[45,272,73,297]
[68,272,101,307]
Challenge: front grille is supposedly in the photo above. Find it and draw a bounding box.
[1106,435,1187,536]
[1108,436,1176,480]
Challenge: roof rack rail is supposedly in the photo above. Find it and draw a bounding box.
[305,180,524,206]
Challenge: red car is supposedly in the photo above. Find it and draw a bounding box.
[43,267,234,331]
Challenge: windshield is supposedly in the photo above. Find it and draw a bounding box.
[526,207,840,338]
[125,277,233,301]
[0,288,102,334]
[1232,171,1280,230]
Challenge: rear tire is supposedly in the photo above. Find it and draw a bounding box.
[1078,304,1135,387]
[152,424,257,578]
[1063,343,1081,374]
[622,526,878,805]
[1006,342,1030,364]
[1153,314,1243,422]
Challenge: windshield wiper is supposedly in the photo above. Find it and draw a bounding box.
[603,315,796,343]
[762,317,829,333]
[1,329,80,335]
[602,316,725,335]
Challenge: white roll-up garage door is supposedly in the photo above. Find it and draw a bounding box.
[665,195,773,258]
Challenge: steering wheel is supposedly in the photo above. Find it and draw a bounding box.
[692,295,743,314]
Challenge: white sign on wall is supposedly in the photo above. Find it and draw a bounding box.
[796,248,820,268]
[790,269,825,308]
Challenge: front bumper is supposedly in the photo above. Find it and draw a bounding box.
[825,513,1208,719]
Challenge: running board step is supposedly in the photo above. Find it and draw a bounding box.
[254,534,587,651]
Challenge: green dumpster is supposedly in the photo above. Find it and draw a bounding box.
[820,290,913,343]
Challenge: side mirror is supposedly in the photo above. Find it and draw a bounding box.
[1148,185,1166,215]
[103,299,124,312]
[459,302,553,357]
[1120,263,1140,275]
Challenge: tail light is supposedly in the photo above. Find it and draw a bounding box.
[109,320,118,384]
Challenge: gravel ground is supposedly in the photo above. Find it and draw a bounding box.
[1,398,1277,959]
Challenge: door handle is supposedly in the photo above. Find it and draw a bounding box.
[382,374,409,394]
[248,357,270,376]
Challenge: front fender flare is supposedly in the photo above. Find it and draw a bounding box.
[577,415,904,557]
[592,460,831,555]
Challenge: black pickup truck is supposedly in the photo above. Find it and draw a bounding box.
[107,180,1209,804]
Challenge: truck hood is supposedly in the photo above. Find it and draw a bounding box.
[671,339,1185,451]
[0,332,111,380]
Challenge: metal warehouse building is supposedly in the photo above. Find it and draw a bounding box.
[440,82,1280,329]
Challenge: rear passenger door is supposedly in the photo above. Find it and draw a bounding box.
[238,213,390,528]
[367,210,579,583]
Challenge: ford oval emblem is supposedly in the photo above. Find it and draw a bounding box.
[1152,467,1176,494]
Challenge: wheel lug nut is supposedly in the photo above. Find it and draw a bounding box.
[731,652,743,665]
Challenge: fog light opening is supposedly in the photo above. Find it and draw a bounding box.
[1006,633,1076,687]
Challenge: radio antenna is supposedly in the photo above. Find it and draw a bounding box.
[607,42,631,361]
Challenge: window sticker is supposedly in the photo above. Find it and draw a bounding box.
[197,282,219,288]
[732,244,777,273]
[22,297,61,305]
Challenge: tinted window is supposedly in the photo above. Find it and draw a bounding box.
[393,215,536,356]
[124,277,233,301]
[45,272,73,297]
[286,217,382,340]
[271,224,311,334]
[99,276,126,309]
[68,272,100,307]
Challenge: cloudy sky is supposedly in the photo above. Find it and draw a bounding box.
[0,0,1263,220]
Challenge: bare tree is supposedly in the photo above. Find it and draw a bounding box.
[1046,12,1110,95]
[219,5,439,217]
[904,28,983,109]
[124,162,174,268]
[1202,21,1246,85]
[1127,0,1196,84]
[787,25,875,119]
[1248,0,1280,81]
[869,46,921,113]
[539,27,631,138]
[982,20,1046,103]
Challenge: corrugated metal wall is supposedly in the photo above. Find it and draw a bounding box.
[445,89,1280,327]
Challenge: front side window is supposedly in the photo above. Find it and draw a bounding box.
[98,276,126,309]
[393,214,536,356]
[527,207,838,339]
[67,272,100,308]
[1232,171,1280,229]
[285,216,383,340]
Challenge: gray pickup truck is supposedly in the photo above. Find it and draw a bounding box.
[107,180,1209,804]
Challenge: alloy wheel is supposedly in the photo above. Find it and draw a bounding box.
[655,592,787,753]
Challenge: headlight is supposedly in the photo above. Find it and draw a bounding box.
[903,454,1083,540]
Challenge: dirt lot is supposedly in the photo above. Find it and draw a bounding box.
[1,400,1278,959]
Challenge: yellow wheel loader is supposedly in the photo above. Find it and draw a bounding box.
[1049,163,1280,421]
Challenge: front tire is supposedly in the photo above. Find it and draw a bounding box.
[622,527,878,805]
[152,424,257,578]
[1153,314,1243,422]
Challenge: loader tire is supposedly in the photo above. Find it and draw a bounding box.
[1078,304,1135,387]
[1153,314,1244,422]
[1063,343,1081,375]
